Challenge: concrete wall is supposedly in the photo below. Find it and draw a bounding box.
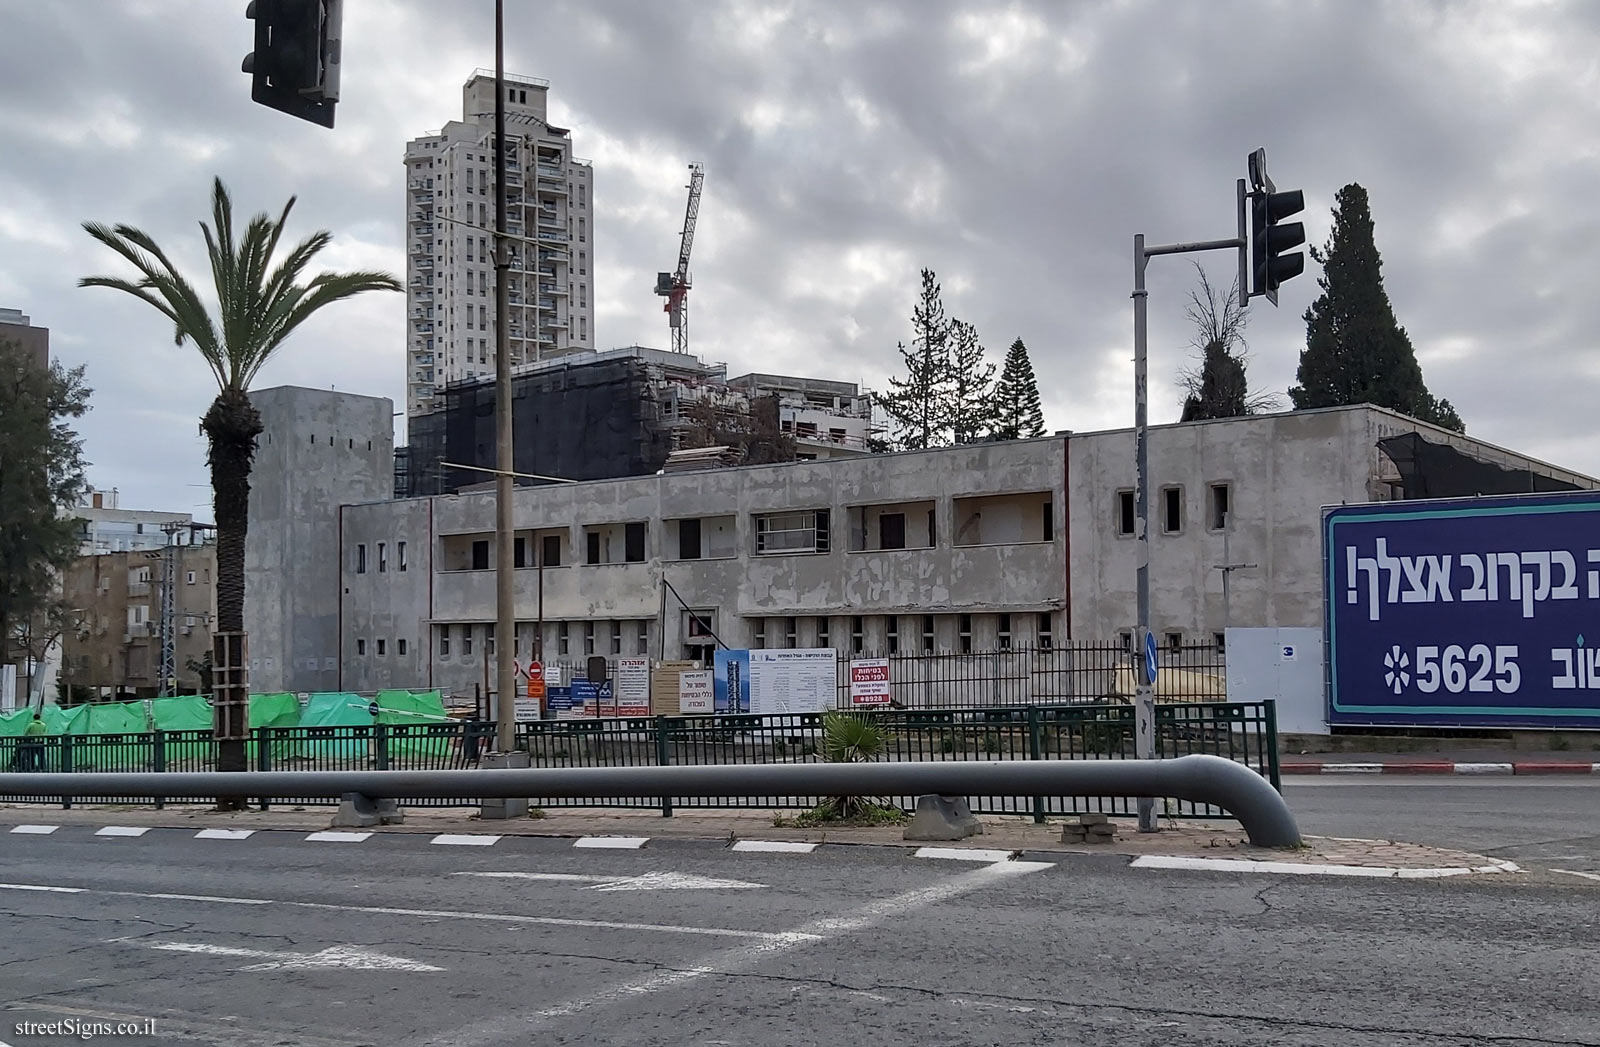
[246,387,393,694]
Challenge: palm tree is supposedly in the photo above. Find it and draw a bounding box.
[81,178,401,781]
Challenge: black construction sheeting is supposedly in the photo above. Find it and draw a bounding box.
[1378,432,1580,500]
[404,357,672,496]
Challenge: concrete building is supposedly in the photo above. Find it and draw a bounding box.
[334,403,1596,697]
[0,307,48,368]
[244,387,394,694]
[404,71,595,425]
[73,488,198,555]
[59,539,217,698]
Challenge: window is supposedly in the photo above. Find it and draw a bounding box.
[1042,501,1054,540]
[922,615,935,652]
[1118,631,1133,653]
[439,627,450,657]
[462,628,474,656]
[398,638,408,656]
[357,543,368,573]
[928,509,937,546]
[398,541,408,572]
[586,531,602,565]
[558,622,570,656]
[753,619,766,649]
[1214,632,1227,653]
[1038,612,1054,649]
[610,621,623,655]
[959,614,973,654]
[486,624,495,657]
[817,617,831,650]
[754,510,830,554]
[878,513,906,550]
[1166,632,1183,652]
[541,534,561,567]
[1209,483,1231,530]
[377,638,387,656]
[378,542,388,573]
[186,571,196,585]
[886,616,899,654]
[678,518,702,559]
[515,536,529,569]
[357,638,367,656]
[624,522,646,563]
[1162,487,1183,534]
[636,621,650,654]
[472,539,490,570]
[584,621,596,655]
[785,617,798,649]
[1117,491,1135,537]
[998,613,1012,650]
[850,616,864,655]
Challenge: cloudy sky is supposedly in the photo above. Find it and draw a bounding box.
[3,0,1598,516]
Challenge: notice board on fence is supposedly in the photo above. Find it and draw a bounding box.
[748,648,838,715]
[1325,492,1600,729]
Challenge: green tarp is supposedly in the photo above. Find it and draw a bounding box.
[376,690,451,758]
[150,695,213,732]
[291,692,371,761]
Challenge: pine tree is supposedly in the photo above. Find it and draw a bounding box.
[878,268,954,449]
[1178,267,1277,421]
[990,338,1045,440]
[1289,183,1465,432]
[948,319,997,444]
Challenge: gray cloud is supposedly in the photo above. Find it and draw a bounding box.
[2,0,1598,517]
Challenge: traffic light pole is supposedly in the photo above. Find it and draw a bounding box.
[1130,196,1248,833]
[491,0,518,758]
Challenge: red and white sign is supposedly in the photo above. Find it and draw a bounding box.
[616,657,651,717]
[849,658,892,705]
[525,661,547,701]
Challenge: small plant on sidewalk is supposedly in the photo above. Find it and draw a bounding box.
[795,711,906,825]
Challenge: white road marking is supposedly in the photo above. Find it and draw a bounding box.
[454,871,611,883]
[573,836,648,849]
[304,831,373,843]
[94,826,151,838]
[1552,868,1600,883]
[9,825,59,835]
[913,847,1014,863]
[427,858,1050,1041]
[1131,855,1521,878]
[585,871,764,892]
[1317,763,1386,774]
[121,939,443,972]
[193,828,254,840]
[1453,762,1515,775]
[731,840,817,853]
[0,881,792,940]
[432,834,500,846]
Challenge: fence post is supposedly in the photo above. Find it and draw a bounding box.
[1027,705,1045,824]
[655,716,673,818]
[1263,699,1282,792]
[60,735,73,810]
[375,724,391,771]
[256,727,272,811]
[153,731,167,810]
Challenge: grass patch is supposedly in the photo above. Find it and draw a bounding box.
[776,802,908,828]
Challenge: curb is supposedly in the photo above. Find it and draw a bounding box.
[1281,760,1600,776]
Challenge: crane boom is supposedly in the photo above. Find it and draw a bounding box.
[656,162,704,353]
[673,162,704,284]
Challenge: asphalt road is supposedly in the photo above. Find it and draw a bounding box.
[4,820,1599,1047]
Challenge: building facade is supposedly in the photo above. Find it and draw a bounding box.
[72,488,198,555]
[335,403,1595,697]
[0,306,48,369]
[404,71,595,425]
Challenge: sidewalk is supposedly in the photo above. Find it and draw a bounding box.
[1281,751,1600,775]
[0,802,1517,875]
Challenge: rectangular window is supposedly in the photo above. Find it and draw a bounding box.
[186,571,196,585]
[785,617,798,649]
[922,614,935,652]
[850,615,864,655]
[514,536,529,569]
[439,626,450,657]
[357,543,368,573]
[584,621,596,655]
[1038,612,1054,649]
[624,522,646,563]
[378,542,388,573]
[997,613,1012,650]
[752,619,766,649]
[678,518,702,560]
[817,617,831,650]
[377,638,387,656]
[1118,631,1133,653]
[1209,483,1231,530]
[1117,491,1135,537]
[1162,487,1183,534]
[586,531,601,565]
[958,614,973,654]
[878,513,906,550]
[886,616,899,654]
[486,623,496,657]
[538,534,560,567]
[357,638,367,656]
[1165,632,1183,651]
[462,628,474,656]
[471,539,490,570]
[754,509,830,554]
[928,508,937,546]
[398,638,408,656]
[558,622,570,656]
[1214,632,1226,653]
[610,621,622,655]
[398,541,408,572]
[1042,500,1054,541]
[636,620,650,654]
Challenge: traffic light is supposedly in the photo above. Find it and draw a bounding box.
[1246,148,1305,306]
[243,0,342,128]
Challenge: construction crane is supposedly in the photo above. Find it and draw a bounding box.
[655,162,704,354]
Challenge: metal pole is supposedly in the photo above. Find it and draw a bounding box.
[1222,529,1232,632]
[491,0,517,753]
[1132,235,1157,832]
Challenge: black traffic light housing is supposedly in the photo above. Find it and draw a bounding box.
[243,0,342,128]
[1246,148,1305,306]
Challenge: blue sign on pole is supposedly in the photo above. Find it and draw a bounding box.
[1325,492,1600,729]
[1143,632,1158,686]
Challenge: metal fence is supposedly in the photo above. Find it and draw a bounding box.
[0,699,1275,819]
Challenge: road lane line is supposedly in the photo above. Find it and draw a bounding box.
[94,826,151,838]
[305,831,373,843]
[1552,869,1600,882]
[913,847,1014,863]
[573,836,648,849]
[193,829,254,840]
[432,834,500,846]
[9,825,59,835]
[731,840,817,853]
[453,871,611,883]
[0,883,85,893]
[420,860,1050,1044]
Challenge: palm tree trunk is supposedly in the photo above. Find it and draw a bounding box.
[202,390,262,784]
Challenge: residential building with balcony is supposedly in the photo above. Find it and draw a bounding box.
[403,71,595,428]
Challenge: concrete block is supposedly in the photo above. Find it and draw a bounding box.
[1077,813,1110,826]
[903,794,982,841]
[331,792,404,828]
[479,750,531,821]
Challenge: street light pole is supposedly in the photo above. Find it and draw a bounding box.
[491,0,517,754]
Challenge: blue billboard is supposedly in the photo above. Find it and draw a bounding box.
[713,649,751,713]
[1325,492,1600,728]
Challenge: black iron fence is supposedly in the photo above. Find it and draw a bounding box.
[0,698,1275,820]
